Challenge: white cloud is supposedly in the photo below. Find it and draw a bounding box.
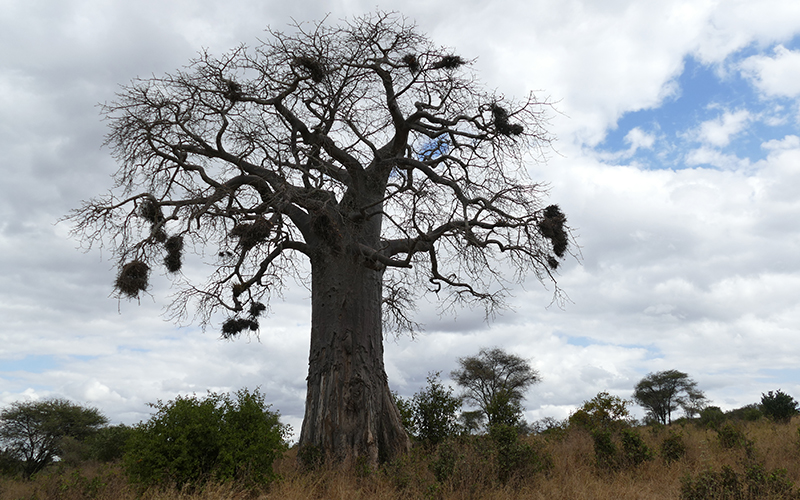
[741,45,800,98]
[3,0,800,431]
[693,109,751,147]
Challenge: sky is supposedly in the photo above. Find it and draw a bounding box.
[2,0,800,437]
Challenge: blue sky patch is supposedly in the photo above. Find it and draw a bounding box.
[594,44,800,170]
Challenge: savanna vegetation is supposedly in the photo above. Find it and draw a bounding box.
[3,360,800,499]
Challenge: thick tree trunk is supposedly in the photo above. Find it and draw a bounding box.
[298,250,411,465]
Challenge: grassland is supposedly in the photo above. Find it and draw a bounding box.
[2,417,799,499]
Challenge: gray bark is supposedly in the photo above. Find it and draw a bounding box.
[299,248,410,463]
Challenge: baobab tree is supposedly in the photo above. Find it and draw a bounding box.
[69,12,569,464]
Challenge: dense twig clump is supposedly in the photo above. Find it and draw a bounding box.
[115,260,150,298]
[223,79,243,101]
[491,104,524,136]
[538,204,568,264]
[139,197,164,226]
[431,54,466,70]
[221,301,266,339]
[163,235,184,273]
[230,218,272,250]
[401,54,420,73]
[292,56,326,82]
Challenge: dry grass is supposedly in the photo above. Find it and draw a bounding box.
[2,418,799,500]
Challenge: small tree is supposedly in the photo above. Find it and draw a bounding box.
[406,373,462,445]
[632,370,705,425]
[124,389,288,488]
[452,347,539,429]
[569,391,633,433]
[760,390,799,424]
[0,398,108,478]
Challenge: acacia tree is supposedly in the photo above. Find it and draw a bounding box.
[0,399,107,478]
[452,347,540,429]
[70,13,568,464]
[632,370,706,425]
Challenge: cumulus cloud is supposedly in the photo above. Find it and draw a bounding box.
[692,109,751,147]
[740,45,800,98]
[3,0,800,431]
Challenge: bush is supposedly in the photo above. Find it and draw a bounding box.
[123,388,288,488]
[569,391,633,434]
[490,424,553,483]
[660,431,687,464]
[761,390,799,424]
[407,372,462,446]
[727,404,763,422]
[716,422,753,455]
[698,406,726,429]
[681,462,797,499]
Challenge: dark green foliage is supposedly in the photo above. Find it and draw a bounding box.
[460,410,486,435]
[681,462,798,500]
[633,370,706,425]
[114,260,150,298]
[0,398,108,478]
[430,440,459,482]
[727,404,763,422]
[620,428,654,468]
[590,428,653,471]
[485,390,524,429]
[297,444,324,471]
[391,392,415,435]
[569,391,633,433]
[716,422,753,453]
[0,448,21,477]
[660,431,687,464]
[452,347,539,430]
[761,390,799,424]
[699,406,726,428]
[86,424,133,462]
[409,372,462,446]
[490,424,553,483]
[123,389,288,488]
[592,430,619,470]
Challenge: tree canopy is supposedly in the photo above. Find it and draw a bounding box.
[69,12,567,463]
[632,370,705,425]
[0,398,107,478]
[452,347,540,429]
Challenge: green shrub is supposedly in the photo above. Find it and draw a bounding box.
[592,429,619,470]
[727,404,763,422]
[619,429,654,468]
[489,426,552,483]
[698,406,726,429]
[569,391,633,433]
[87,424,133,462]
[123,388,288,488]
[716,422,751,450]
[407,372,463,446]
[681,462,797,499]
[761,390,799,424]
[660,431,687,464]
